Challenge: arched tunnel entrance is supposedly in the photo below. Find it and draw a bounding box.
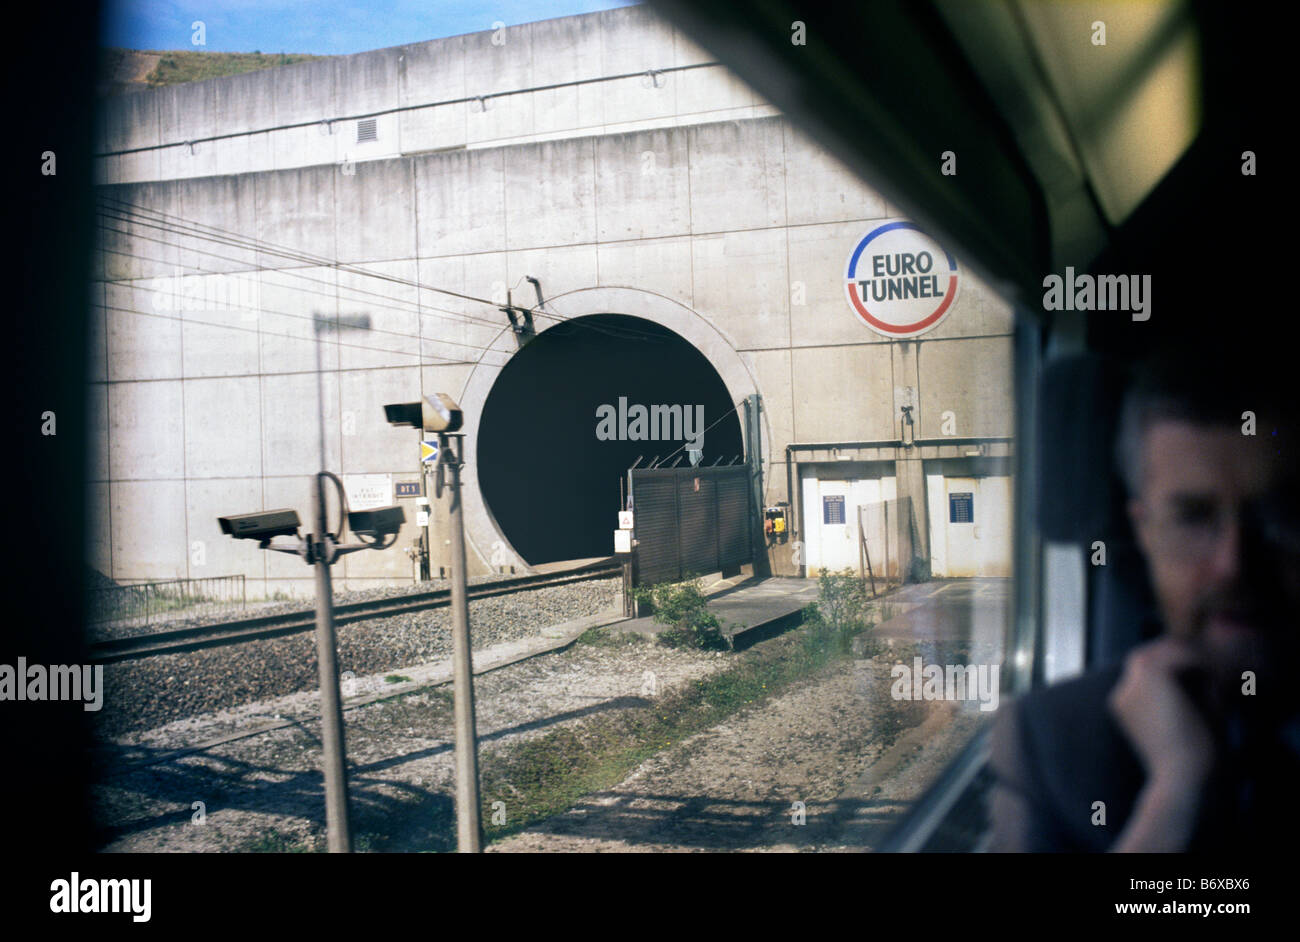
[477,313,745,566]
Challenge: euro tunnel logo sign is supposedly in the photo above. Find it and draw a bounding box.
[844,220,960,338]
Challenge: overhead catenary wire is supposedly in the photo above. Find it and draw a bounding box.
[88,299,491,369]
[95,232,664,359]
[95,192,686,349]
[96,197,513,329]
[95,195,679,347]
[95,195,681,349]
[96,195,666,334]
[649,400,744,468]
[93,209,532,357]
[96,225,668,358]
[94,240,514,362]
[97,196,512,322]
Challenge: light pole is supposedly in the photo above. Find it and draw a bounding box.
[440,431,481,852]
[384,395,482,852]
[219,311,408,854]
[311,312,370,853]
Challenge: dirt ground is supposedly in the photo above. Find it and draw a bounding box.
[488,648,985,852]
[91,617,988,852]
[91,627,730,852]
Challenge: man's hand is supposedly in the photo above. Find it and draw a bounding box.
[1109,636,1217,781]
[1107,637,1217,851]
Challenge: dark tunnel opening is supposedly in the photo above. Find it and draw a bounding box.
[477,313,745,565]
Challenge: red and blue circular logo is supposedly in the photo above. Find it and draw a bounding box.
[844,220,960,338]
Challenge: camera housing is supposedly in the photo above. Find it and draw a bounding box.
[348,505,406,539]
[384,394,462,432]
[218,509,302,540]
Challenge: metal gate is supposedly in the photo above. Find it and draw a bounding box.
[629,465,752,585]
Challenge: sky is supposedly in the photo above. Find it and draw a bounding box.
[101,0,641,54]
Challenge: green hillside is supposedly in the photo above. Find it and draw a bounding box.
[99,48,330,96]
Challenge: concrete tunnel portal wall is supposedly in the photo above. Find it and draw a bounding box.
[459,287,765,571]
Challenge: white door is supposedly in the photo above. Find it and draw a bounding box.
[803,475,892,577]
[933,476,1013,578]
[816,480,856,573]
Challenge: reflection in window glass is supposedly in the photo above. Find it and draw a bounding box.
[84,4,1015,853]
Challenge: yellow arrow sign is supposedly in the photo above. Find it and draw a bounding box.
[421,440,439,463]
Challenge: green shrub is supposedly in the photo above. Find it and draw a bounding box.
[802,569,878,657]
[815,568,870,633]
[632,578,730,650]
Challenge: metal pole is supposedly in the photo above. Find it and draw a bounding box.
[312,528,352,853]
[744,395,769,576]
[623,555,634,618]
[884,500,891,587]
[442,433,482,851]
[420,462,431,582]
[313,324,352,853]
[858,509,866,582]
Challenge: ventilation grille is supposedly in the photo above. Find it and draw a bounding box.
[356,118,377,143]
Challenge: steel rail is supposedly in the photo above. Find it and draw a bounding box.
[89,562,621,664]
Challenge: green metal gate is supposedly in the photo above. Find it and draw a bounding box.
[628,465,752,585]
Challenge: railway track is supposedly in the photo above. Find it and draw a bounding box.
[89,561,622,664]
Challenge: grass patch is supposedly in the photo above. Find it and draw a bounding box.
[355,687,453,728]
[476,608,874,844]
[574,626,648,648]
[385,674,414,684]
[98,49,333,97]
[148,50,328,87]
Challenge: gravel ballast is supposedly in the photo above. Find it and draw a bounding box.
[92,576,621,738]
[88,572,590,644]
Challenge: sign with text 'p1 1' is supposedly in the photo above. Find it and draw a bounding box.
[844,220,960,338]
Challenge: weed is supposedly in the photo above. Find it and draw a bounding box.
[575,626,646,648]
[632,577,730,650]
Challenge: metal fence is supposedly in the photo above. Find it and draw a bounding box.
[87,574,247,626]
[857,496,920,593]
[629,465,753,586]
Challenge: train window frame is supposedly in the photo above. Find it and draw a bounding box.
[640,0,1120,851]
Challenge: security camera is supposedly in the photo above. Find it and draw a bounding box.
[218,509,302,540]
[348,505,406,539]
[384,394,462,432]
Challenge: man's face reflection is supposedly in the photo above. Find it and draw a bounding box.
[1129,421,1300,690]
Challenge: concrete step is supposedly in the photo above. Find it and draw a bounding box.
[614,576,821,650]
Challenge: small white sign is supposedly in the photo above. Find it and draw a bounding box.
[618,511,634,530]
[416,510,430,527]
[342,473,393,511]
[614,530,632,554]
